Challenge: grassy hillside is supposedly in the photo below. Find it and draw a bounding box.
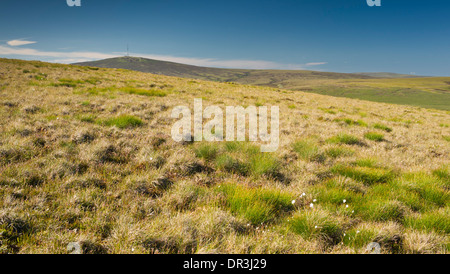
[356,72,428,78]
[75,56,373,83]
[0,58,449,254]
[75,57,450,111]
[295,77,450,111]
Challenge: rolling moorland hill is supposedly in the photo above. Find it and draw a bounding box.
[75,57,450,111]
[0,58,449,254]
[74,56,374,82]
[356,72,428,79]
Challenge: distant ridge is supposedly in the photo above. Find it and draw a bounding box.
[74,57,426,82]
[71,57,450,111]
[73,56,376,85]
[355,72,427,78]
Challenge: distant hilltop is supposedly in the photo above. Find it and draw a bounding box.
[72,57,450,111]
[74,56,425,85]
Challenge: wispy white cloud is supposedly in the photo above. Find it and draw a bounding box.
[305,62,328,66]
[52,58,95,63]
[7,40,37,46]
[0,44,327,70]
[0,45,116,59]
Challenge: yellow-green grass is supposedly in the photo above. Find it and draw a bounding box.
[215,183,295,225]
[292,138,325,162]
[364,132,385,142]
[118,87,167,97]
[373,123,393,132]
[0,58,449,254]
[195,142,284,180]
[331,164,395,185]
[287,210,344,245]
[98,115,143,129]
[301,77,450,111]
[325,146,355,158]
[327,134,363,146]
[333,118,368,127]
[404,207,450,234]
[75,57,450,111]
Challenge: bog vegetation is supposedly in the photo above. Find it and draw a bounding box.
[77,57,450,111]
[0,58,449,254]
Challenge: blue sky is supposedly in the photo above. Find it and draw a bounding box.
[1,0,449,75]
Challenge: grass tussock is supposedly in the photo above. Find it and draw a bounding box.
[331,164,395,185]
[373,123,393,132]
[216,183,295,225]
[333,118,368,127]
[364,132,385,142]
[404,207,450,234]
[119,87,167,97]
[342,222,404,253]
[98,115,143,129]
[288,209,344,245]
[194,142,285,181]
[327,134,363,146]
[0,213,33,253]
[325,146,355,158]
[356,200,408,222]
[292,139,326,162]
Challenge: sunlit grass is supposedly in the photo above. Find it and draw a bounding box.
[325,146,355,158]
[215,183,295,225]
[1,58,449,254]
[327,134,362,145]
[373,123,393,132]
[119,87,167,97]
[293,138,325,162]
[98,115,143,129]
[287,210,343,244]
[404,207,450,234]
[331,164,395,185]
[364,132,385,142]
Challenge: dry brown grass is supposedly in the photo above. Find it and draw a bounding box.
[0,58,448,254]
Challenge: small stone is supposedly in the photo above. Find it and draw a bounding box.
[67,242,82,254]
